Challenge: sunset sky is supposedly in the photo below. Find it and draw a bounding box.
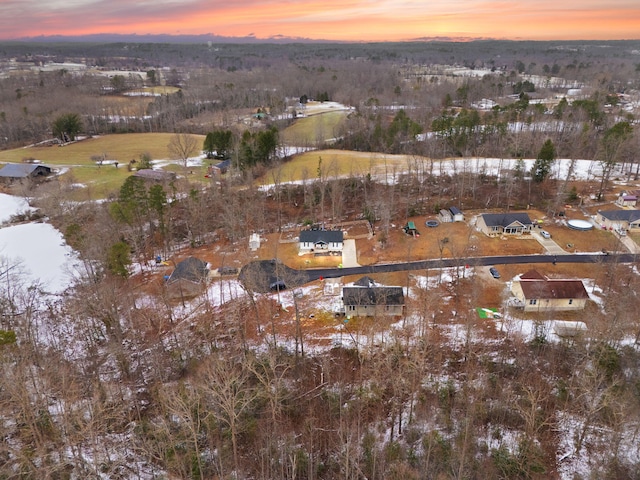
[1,0,639,42]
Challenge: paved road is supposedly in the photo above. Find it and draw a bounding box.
[239,253,639,292]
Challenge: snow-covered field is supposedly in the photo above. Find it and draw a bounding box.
[0,193,78,293]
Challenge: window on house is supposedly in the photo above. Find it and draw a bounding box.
[348,305,355,311]
[529,299,537,305]
[568,299,573,305]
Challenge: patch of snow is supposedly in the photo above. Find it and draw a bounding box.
[0,222,79,293]
[0,193,33,223]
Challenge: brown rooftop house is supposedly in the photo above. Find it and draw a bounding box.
[0,163,52,182]
[166,256,210,299]
[133,169,176,183]
[510,270,589,312]
[477,212,533,237]
[342,279,405,317]
[299,228,344,254]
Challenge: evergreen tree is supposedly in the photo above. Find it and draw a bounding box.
[531,139,556,183]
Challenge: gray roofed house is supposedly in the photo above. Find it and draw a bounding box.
[209,159,231,176]
[477,212,533,236]
[595,210,640,231]
[166,256,210,299]
[0,163,52,181]
[597,210,640,222]
[342,285,405,317]
[299,228,344,254]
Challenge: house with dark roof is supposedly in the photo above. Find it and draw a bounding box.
[166,256,210,299]
[510,270,589,312]
[342,281,405,317]
[0,163,52,182]
[477,212,533,236]
[208,159,231,176]
[299,228,344,254]
[595,210,640,232]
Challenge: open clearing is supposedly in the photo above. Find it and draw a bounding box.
[258,149,417,185]
[281,111,348,145]
[0,133,204,166]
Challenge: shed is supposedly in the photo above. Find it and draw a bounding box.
[438,209,453,223]
[249,233,261,251]
[0,163,52,181]
[449,206,464,222]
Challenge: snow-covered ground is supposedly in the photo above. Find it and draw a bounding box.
[0,193,32,224]
[0,194,78,293]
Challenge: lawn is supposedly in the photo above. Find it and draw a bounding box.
[0,133,205,166]
[258,149,415,185]
[281,111,348,145]
[0,133,206,198]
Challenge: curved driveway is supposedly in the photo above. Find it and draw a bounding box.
[239,253,638,293]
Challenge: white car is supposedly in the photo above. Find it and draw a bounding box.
[540,230,551,239]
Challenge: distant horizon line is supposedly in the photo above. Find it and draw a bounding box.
[3,33,639,45]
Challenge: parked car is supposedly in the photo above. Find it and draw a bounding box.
[489,267,501,279]
[540,230,551,239]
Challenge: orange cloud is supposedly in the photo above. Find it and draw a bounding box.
[1,0,639,41]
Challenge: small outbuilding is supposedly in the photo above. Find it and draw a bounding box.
[0,163,52,182]
[249,233,261,251]
[449,206,464,222]
[438,209,453,223]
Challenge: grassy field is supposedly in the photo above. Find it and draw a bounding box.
[0,133,205,166]
[258,149,414,185]
[0,133,206,198]
[281,111,348,145]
